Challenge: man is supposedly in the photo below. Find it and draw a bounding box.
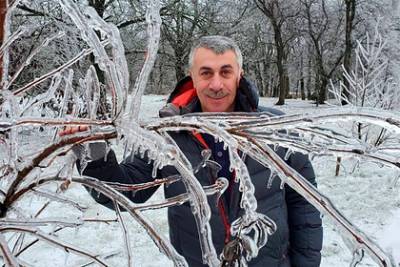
[61,36,322,266]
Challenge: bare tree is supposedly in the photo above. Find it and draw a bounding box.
[342,0,357,105]
[161,0,218,81]
[0,0,6,84]
[254,0,299,105]
[301,0,345,104]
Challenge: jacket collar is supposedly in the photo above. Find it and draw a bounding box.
[159,76,259,118]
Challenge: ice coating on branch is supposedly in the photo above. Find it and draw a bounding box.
[6,31,65,91]
[158,132,219,266]
[20,73,62,116]
[191,118,277,263]
[60,0,129,120]
[1,90,20,170]
[128,0,161,122]
[83,66,101,120]
[122,0,162,159]
[1,0,22,86]
[238,139,395,267]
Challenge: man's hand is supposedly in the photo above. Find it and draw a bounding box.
[59,125,89,136]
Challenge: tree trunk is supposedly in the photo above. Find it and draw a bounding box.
[174,49,186,81]
[306,55,312,100]
[88,1,109,119]
[300,54,305,100]
[342,0,356,105]
[272,23,288,105]
[0,0,7,84]
[255,62,265,96]
[263,59,270,96]
[318,76,328,104]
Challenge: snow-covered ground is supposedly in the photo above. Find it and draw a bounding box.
[2,96,399,266]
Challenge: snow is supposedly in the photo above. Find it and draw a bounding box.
[1,96,399,266]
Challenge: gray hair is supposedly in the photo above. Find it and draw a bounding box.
[188,35,243,70]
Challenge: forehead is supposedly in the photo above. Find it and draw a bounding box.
[192,47,238,70]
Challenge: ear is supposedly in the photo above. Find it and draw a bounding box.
[237,69,243,85]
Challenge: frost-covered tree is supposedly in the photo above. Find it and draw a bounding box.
[331,28,400,147]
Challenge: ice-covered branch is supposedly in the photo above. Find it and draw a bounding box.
[0,118,113,132]
[235,136,395,267]
[0,234,19,267]
[12,39,110,96]
[31,189,88,212]
[105,175,181,192]
[122,0,162,158]
[1,131,116,217]
[6,174,188,267]
[145,112,398,265]
[60,0,128,120]
[5,31,65,91]
[0,226,110,266]
[134,177,228,212]
[114,200,133,267]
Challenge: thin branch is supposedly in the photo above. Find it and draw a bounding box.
[0,226,110,266]
[114,200,133,267]
[31,189,88,212]
[0,234,19,267]
[12,40,110,96]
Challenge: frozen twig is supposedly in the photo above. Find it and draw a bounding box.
[106,175,180,192]
[31,189,88,212]
[0,234,19,267]
[12,39,110,96]
[0,226,110,266]
[236,135,395,267]
[114,200,133,267]
[134,178,228,212]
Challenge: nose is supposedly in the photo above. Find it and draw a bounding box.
[208,74,223,91]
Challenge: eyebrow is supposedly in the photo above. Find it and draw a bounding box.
[199,66,213,72]
[199,65,234,71]
[221,64,234,69]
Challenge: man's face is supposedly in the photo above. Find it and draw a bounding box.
[189,47,242,112]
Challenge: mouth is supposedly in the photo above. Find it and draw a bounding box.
[206,95,226,100]
[204,91,228,100]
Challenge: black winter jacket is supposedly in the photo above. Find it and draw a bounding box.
[82,77,323,267]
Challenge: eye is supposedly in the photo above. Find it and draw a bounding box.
[200,71,212,78]
[221,69,233,77]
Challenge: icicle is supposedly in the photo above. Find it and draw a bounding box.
[194,149,212,173]
[284,149,293,161]
[266,171,276,189]
[279,180,285,190]
[223,142,228,150]
[273,143,279,151]
[152,161,159,178]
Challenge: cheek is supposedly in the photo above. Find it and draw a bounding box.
[195,81,209,92]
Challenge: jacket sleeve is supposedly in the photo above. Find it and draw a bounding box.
[78,148,159,209]
[285,153,323,267]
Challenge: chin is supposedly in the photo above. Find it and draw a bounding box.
[206,106,230,112]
